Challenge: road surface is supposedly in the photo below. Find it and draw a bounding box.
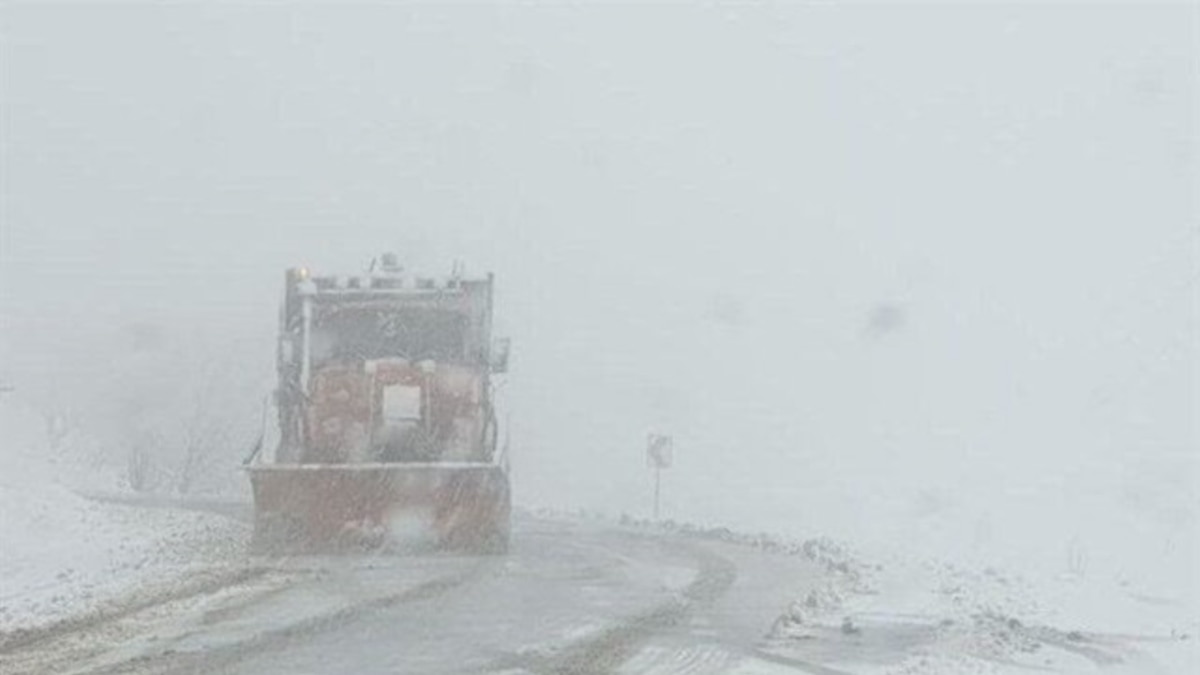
[0,515,830,675]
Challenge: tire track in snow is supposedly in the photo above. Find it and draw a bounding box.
[93,558,499,675]
[0,566,286,675]
[0,566,273,654]
[620,640,856,675]
[497,539,738,675]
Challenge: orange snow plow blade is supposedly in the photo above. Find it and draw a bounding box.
[247,463,510,555]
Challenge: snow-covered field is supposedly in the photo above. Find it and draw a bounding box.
[768,546,1198,674]
[0,401,248,635]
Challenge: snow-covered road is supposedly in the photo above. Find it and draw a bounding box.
[0,515,826,675]
[3,510,1191,675]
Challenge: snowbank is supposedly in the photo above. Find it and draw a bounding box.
[0,401,248,633]
[769,537,1199,674]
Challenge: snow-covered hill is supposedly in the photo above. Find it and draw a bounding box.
[0,401,247,634]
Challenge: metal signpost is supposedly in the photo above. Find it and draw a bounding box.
[646,433,673,520]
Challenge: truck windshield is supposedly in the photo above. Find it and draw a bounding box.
[309,306,468,364]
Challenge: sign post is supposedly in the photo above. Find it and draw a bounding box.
[646,433,673,520]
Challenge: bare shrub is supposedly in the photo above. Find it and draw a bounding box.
[126,443,154,493]
[1066,537,1088,577]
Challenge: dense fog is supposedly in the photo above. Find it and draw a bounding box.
[2,1,1195,607]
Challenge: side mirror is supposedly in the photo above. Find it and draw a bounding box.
[490,338,511,374]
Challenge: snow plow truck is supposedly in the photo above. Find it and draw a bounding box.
[246,255,511,554]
